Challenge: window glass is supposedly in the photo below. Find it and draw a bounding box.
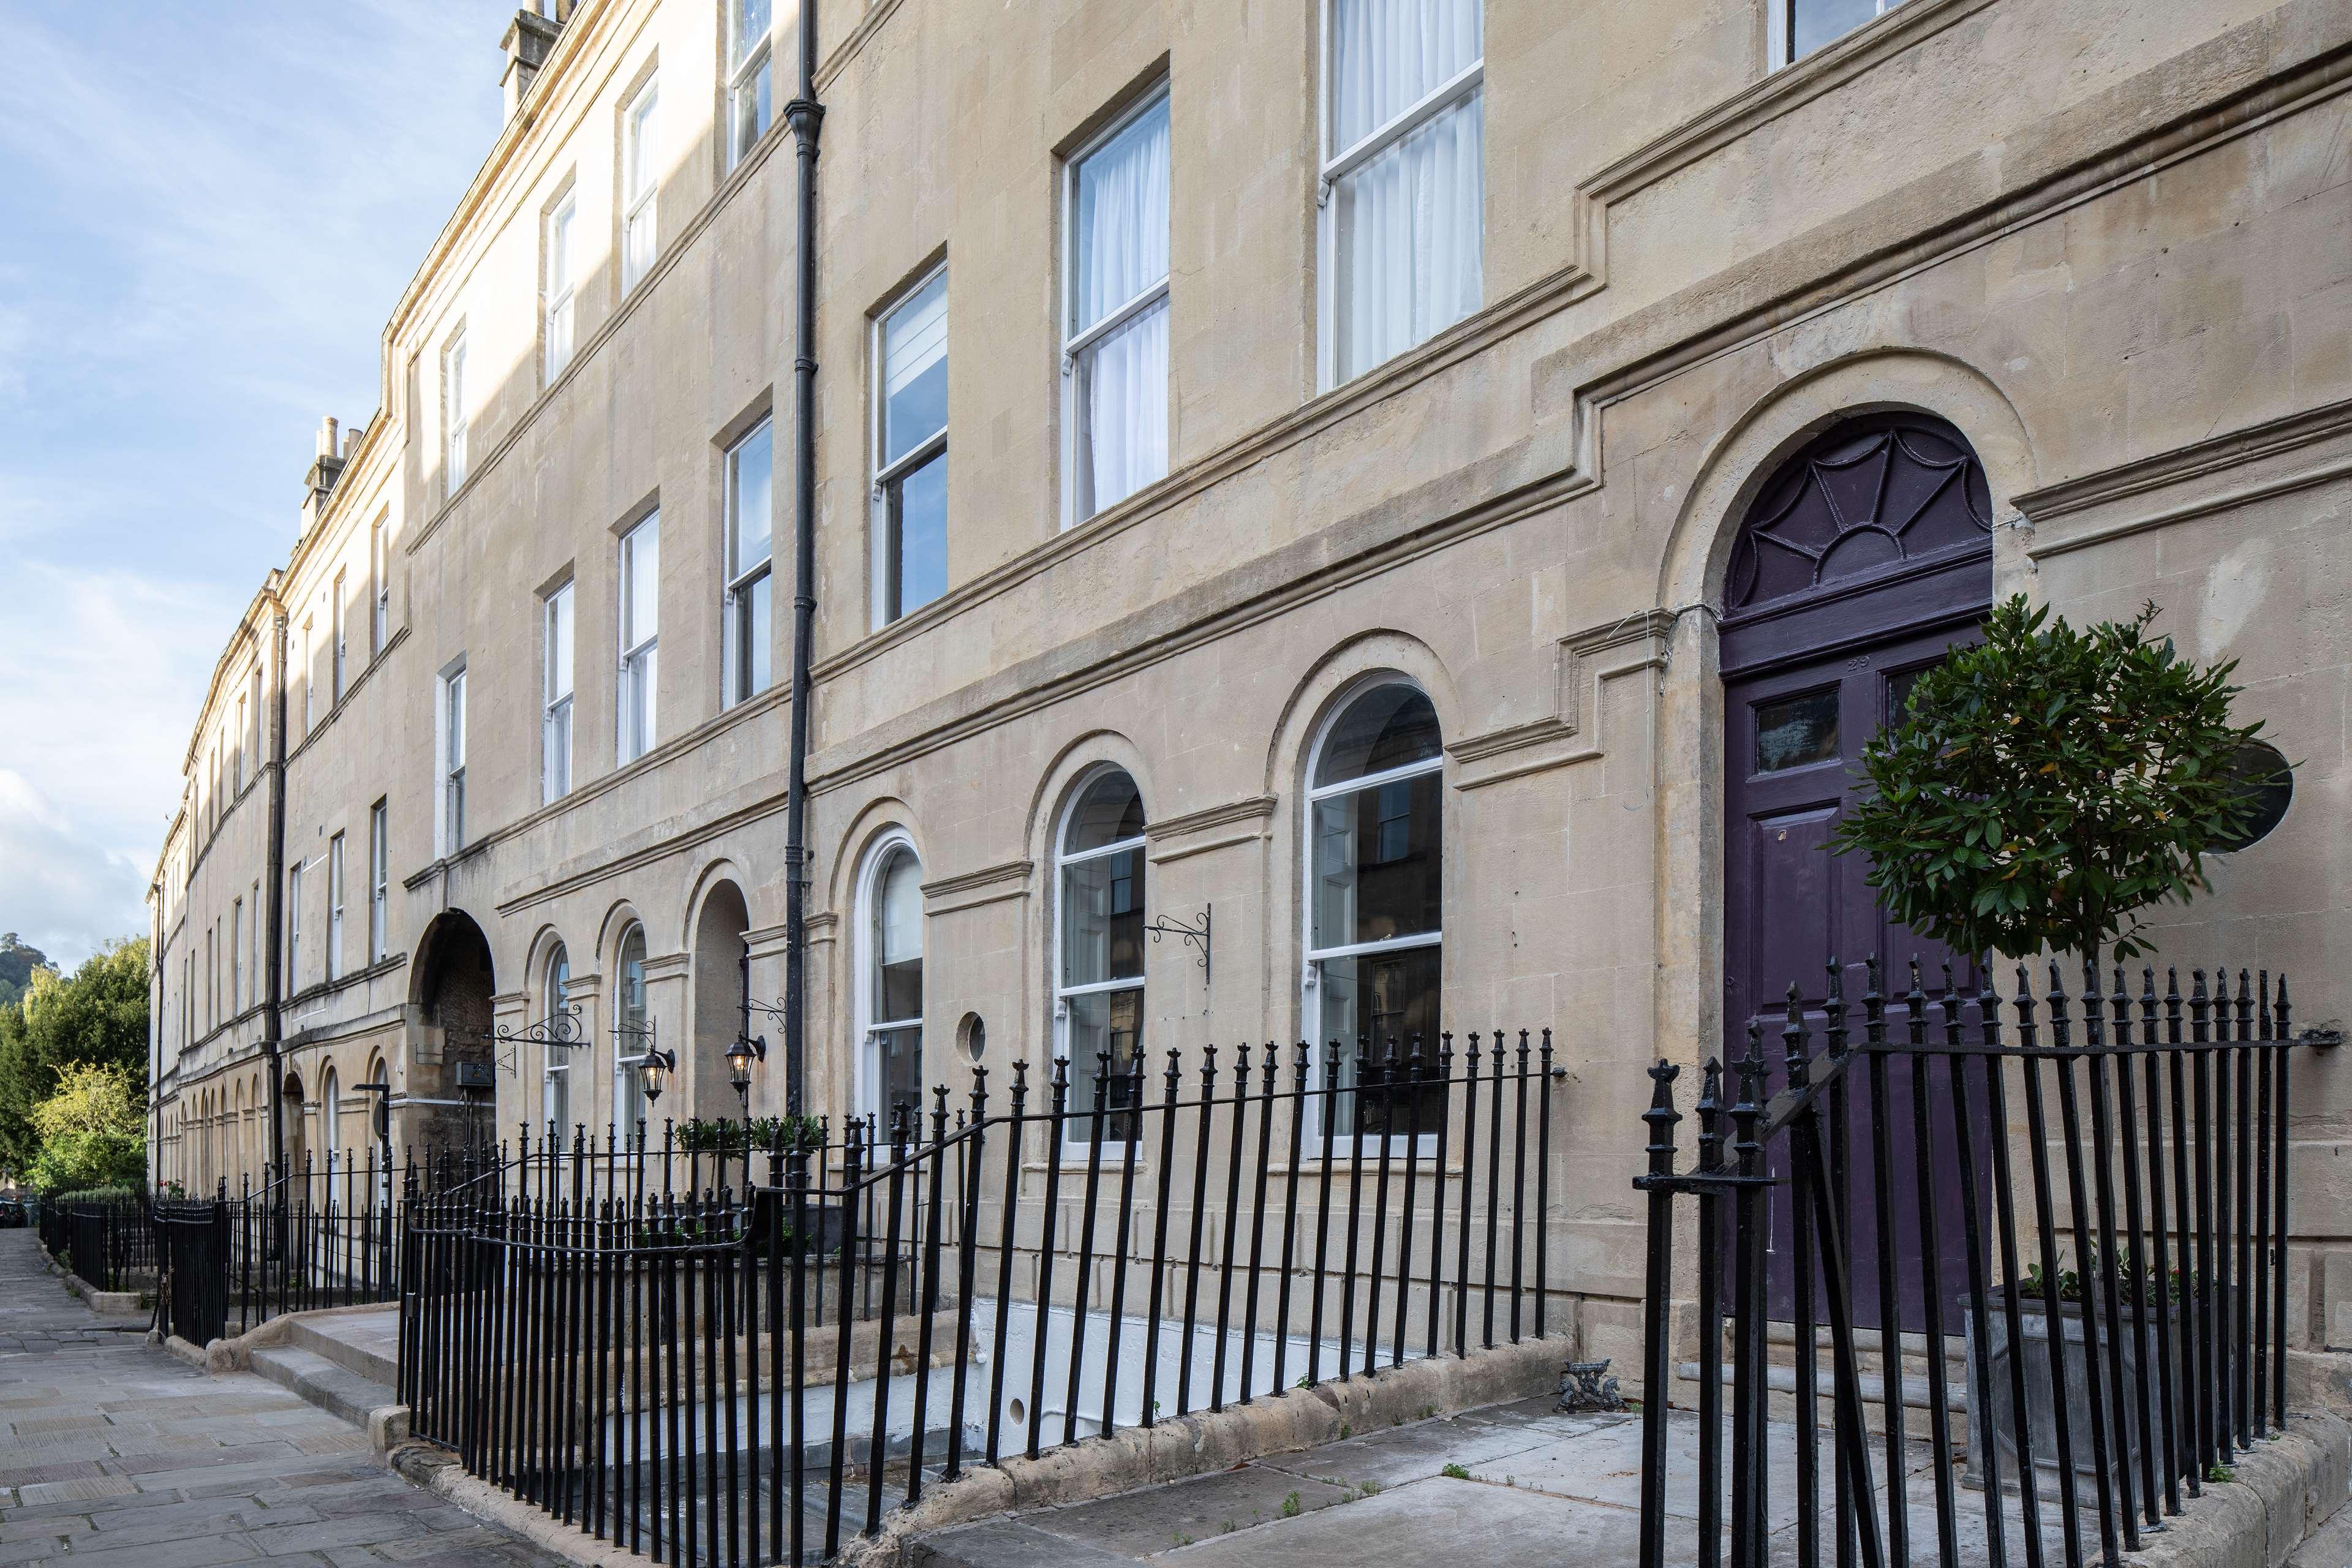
[619,516,659,761]
[545,196,576,377]
[1327,0,1483,382]
[544,946,571,1139]
[622,84,659,288]
[1058,771,1146,1140]
[882,274,948,465]
[1755,688,1840,773]
[869,846,924,1119]
[616,925,649,1134]
[1069,97,1170,519]
[1313,682,1442,786]
[1306,682,1445,1140]
[891,450,948,617]
[1063,768,1146,854]
[729,0,773,159]
[1793,0,1899,61]
[726,421,774,703]
[729,422,774,577]
[544,584,575,801]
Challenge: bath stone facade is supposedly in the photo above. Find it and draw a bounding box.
[146,0,2352,1381]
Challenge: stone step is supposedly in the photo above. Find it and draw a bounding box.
[284,1307,400,1385]
[1676,1357,1970,1413]
[251,1343,400,1430]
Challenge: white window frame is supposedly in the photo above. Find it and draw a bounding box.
[371,517,389,654]
[251,878,262,1001]
[1771,0,1905,67]
[544,192,578,382]
[440,662,468,856]
[543,945,573,1138]
[543,581,575,802]
[622,78,660,292]
[613,922,652,1139]
[331,571,348,702]
[326,832,345,983]
[1299,678,1444,1153]
[287,859,305,994]
[233,695,247,793]
[870,266,948,628]
[1314,1,1485,392]
[723,419,773,707]
[230,897,243,1014]
[853,831,923,1128]
[1060,88,1171,529]
[443,330,469,494]
[726,1,773,167]
[1053,771,1147,1148]
[368,801,388,963]
[617,514,660,764]
[301,619,315,732]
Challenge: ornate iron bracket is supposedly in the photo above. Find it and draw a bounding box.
[1557,1359,1626,1414]
[1145,903,1211,986]
[456,1004,585,1078]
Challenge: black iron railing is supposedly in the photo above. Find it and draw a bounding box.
[399,1035,1559,1565]
[1635,959,2302,1568]
[154,1197,231,1344]
[36,1196,155,1293]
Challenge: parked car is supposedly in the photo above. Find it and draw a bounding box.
[0,1197,27,1228]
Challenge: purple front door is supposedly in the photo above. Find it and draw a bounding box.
[1717,415,1994,1332]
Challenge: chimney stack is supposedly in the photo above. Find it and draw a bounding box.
[300,414,349,535]
[500,7,566,121]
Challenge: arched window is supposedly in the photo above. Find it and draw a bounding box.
[362,1053,389,1155]
[1057,770,1145,1141]
[860,838,925,1124]
[318,1066,339,1167]
[613,924,651,1138]
[1303,680,1444,1142]
[543,943,573,1142]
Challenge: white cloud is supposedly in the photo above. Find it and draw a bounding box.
[0,4,501,965]
[0,770,149,968]
[0,563,243,963]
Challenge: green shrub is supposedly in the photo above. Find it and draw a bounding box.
[670,1114,826,1154]
[1831,597,2273,963]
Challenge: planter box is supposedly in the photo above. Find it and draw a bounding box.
[1959,1288,2189,1499]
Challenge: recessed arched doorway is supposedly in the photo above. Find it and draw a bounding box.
[1719,412,1992,1330]
[413,910,496,1149]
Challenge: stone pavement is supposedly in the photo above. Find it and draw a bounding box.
[910,1393,2099,1568]
[0,1227,567,1568]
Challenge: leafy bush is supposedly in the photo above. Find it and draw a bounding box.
[671,1114,825,1153]
[45,1185,141,1206]
[26,1062,146,1196]
[1830,597,2272,963]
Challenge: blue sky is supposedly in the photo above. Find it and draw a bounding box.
[0,3,503,968]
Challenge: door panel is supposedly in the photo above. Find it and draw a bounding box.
[1722,625,1987,1332]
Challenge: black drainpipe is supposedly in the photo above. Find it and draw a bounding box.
[780,0,823,1118]
[263,604,288,1183]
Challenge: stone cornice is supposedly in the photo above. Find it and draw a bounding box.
[1145,796,1278,843]
[2019,396,2352,559]
[1446,611,1677,791]
[922,861,1033,914]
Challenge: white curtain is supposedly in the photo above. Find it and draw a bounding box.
[1074,100,1170,516]
[1331,0,1484,381]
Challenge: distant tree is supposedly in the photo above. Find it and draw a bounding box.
[0,933,55,1011]
[24,1062,145,1194]
[0,938,149,1180]
[1830,597,2271,964]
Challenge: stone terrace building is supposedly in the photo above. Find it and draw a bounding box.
[150,0,2352,1376]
